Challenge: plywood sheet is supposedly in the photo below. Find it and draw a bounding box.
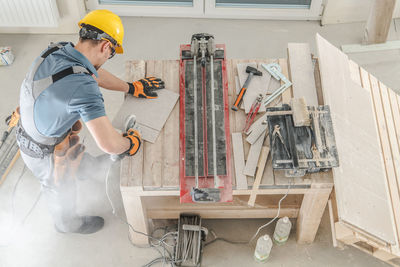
[316,33,397,244]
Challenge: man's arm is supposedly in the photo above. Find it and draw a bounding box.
[94,68,165,98]
[85,115,130,155]
[93,68,129,93]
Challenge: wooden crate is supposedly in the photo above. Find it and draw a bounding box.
[119,58,334,245]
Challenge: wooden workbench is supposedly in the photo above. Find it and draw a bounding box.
[119,58,333,245]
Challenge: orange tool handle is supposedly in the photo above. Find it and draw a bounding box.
[6,108,20,131]
[231,87,247,111]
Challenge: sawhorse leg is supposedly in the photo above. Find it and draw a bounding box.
[120,190,149,245]
[296,184,333,244]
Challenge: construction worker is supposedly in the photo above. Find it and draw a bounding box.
[16,10,164,234]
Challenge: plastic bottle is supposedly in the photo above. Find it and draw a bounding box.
[254,234,273,263]
[273,217,292,245]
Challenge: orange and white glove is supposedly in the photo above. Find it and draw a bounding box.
[127,77,165,99]
[123,128,142,156]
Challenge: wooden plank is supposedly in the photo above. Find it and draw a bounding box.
[237,62,266,114]
[389,89,400,161]
[364,0,396,44]
[260,155,275,186]
[287,43,318,106]
[119,60,146,187]
[335,222,361,245]
[339,220,392,249]
[316,33,397,244]
[0,149,20,187]
[328,196,339,247]
[291,97,311,127]
[246,126,266,145]
[248,146,270,206]
[232,60,249,135]
[142,61,164,188]
[126,60,145,81]
[296,183,332,243]
[246,113,267,136]
[243,131,265,177]
[274,173,311,186]
[143,194,302,219]
[147,207,298,219]
[278,58,292,104]
[313,57,324,105]
[162,60,180,187]
[232,132,247,190]
[342,40,400,53]
[120,148,143,187]
[365,71,400,247]
[373,249,398,262]
[380,81,400,192]
[122,186,333,196]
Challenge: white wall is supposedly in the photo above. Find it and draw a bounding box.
[322,0,400,25]
[2,0,399,32]
[0,0,86,34]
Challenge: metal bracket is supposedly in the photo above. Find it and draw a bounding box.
[261,63,292,107]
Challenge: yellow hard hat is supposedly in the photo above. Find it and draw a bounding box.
[78,10,124,54]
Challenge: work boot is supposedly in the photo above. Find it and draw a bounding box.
[55,216,104,234]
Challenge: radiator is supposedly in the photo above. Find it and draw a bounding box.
[0,0,60,27]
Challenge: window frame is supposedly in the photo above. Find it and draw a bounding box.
[86,0,323,20]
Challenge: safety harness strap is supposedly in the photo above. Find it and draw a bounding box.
[18,43,91,158]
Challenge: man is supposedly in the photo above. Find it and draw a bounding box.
[16,10,164,234]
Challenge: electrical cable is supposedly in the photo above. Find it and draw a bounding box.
[11,165,27,224]
[21,191,42,225]
[105,163,178,266]
[106,155,293,264]
[1,165,42,247]
[249,178,292,243]
[204,178,293,247]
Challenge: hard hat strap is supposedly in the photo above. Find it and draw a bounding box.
[79,24,117,47]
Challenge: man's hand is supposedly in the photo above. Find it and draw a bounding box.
[123,129,141,156]
[127,77,165,99]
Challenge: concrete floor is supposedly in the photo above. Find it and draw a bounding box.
[0,17,399,267]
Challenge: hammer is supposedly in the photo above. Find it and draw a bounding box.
[231,66,263,111]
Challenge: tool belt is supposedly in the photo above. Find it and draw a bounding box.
[17,124,63,159]
[16,121,81,159]
[53,121,84,185]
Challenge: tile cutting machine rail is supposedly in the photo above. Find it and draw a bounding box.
[179,34,232,203]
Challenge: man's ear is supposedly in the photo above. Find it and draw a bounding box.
[100,40,110,54]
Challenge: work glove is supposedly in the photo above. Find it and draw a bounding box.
[127,77,165,99]
[124,128,142,156]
